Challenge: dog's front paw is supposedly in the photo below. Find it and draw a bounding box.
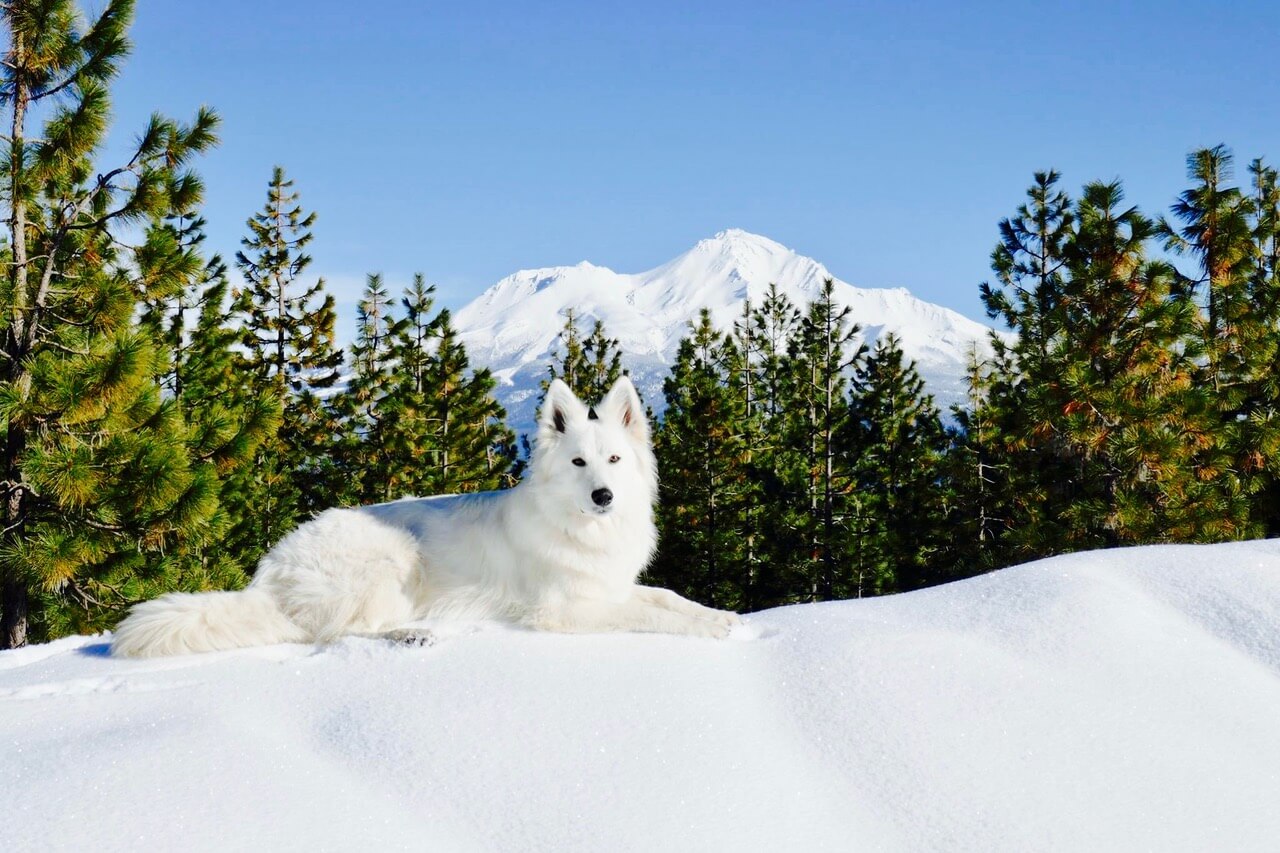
[707,608,742,629]
[383,628,437,648]
[689,617,732,639]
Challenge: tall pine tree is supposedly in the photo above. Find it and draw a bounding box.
[651,310,750,609]
[231,167,344,560]
[1,0,223,644]
[1163,146,1275,538]
[331,273,403,504]
[781,279,864,601]
[845,334,950,595]
[417,310,515,493]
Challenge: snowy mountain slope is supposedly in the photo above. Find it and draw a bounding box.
[4,541,1280,851]
[455,230,999,433]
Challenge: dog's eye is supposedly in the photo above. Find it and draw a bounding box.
[608,455,620,464]
[572,458,586,467]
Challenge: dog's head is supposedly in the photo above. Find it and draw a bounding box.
[530,376,657,520]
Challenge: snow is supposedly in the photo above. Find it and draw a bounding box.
[454,230,1003,434]
[4,541,1280,851]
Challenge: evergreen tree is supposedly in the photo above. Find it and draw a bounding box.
[845,334,951,595]
[982,175,1243,554]
[1162,146,1268,539]
[981,171,1074,370]
[946,343,1018,574]
[650,311,749,609]
[137,201,280,586]
[750,283,802,420]
[978,171,1077,560]
[1053,181,1230,544]
[726,299,773,609]
[781,279,864,601]
[178,270,281,580]
[234,166,342,394]
[745,283,802,604]
[583,318,624,403]
[331,274,403,503]
[418,310,515,493]
[1247,158,1280,531]
[546,309,626,403]
[375,275,444,498]
[0,0,221,645]
[546,308,589,397]
[232,167,344,556]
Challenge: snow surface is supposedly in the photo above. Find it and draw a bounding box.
[454,230,1002,434]
[4,541,1280,852]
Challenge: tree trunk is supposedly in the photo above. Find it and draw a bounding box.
[2,31,32,649]
[0,581,28,649]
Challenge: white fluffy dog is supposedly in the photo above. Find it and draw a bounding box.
[112,377,740,657]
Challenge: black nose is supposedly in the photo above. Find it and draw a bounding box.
[591,488,613,507]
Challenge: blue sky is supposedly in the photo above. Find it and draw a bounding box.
[107,0,1278,329]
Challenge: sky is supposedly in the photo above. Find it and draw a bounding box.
[103,0,1280,333]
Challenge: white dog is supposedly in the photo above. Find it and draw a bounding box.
[112,377,740,657]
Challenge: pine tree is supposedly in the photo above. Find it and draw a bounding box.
[1246,158,1280,531]
[137,199,280,586]
[984,176,1242,553]
[981,171,1074,371]
[726,299,772,609]
[546,308,589,396]
[1161,146,1267,539]
[845,334,950,594]
[745,283,802,604]
[418,310,515,493]
[545,309,627,404]
[650,310,749,609]
[178,269,281,580]
[582,319,624,403]
[781,279,864,601]
[946,343,1018,574]
[751,283,802,420]
[375,275,444,498]
[331,274,404,503]
[232,167,344,556]
[978,171,1078,560]
[1,0,221,645]
[1052,182,1220,543]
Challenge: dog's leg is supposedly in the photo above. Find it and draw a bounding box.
[529,597,730,638]
[633,585,742,629]
[348,627,438,647]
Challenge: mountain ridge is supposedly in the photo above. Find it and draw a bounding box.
[454,229,999,433]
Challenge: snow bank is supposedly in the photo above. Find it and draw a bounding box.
[3,541,1279,851]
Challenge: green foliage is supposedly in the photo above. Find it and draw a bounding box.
[845,334,950,594]
[545,309,625,402]
[330,275,517,502]
[779,278,865,601]
[415,310,516,493]
[0,0,224,645]
[330,274,404,504]
[650,311,750,609]
[231,167,343,553]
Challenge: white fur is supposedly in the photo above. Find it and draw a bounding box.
[112,377,740,658]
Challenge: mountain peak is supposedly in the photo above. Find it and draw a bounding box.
[455,231,999,434]
[700,228,790,255]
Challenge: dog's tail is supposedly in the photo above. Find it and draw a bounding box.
[111,588,307,658]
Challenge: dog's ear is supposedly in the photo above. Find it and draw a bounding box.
[597,375,648,443]
[539,379,589,438]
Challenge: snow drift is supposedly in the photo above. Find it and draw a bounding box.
[2,541,1279,851]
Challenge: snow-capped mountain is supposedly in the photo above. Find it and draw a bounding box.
[455,229,997,433]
